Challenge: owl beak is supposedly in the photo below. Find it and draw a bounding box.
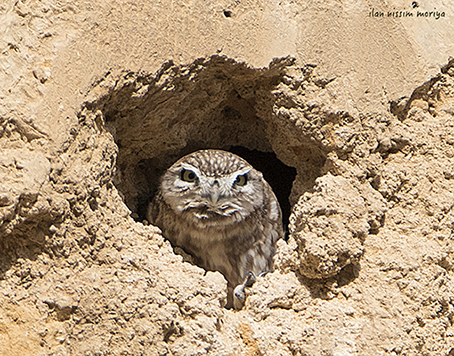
[209,180,221,205]
[210,190,220,204]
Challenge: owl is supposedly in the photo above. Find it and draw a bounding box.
[147,149,284,308]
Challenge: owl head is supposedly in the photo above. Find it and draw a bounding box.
[159,150,268,229]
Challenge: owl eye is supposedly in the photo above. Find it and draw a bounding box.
[181,169,197,182]
[234,174,248,187]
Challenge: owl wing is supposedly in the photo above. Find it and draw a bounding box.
[147,191,163,225]
[233,187,284,309]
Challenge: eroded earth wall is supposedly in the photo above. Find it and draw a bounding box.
[1,0,454,355]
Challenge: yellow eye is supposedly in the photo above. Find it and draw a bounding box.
[234,174,248,186]
[181,169,197,182]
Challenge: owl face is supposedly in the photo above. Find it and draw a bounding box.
[159,150,265,229]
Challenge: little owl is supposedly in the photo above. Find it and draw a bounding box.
[147,149,283,308]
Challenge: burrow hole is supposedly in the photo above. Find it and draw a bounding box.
[88,56,326,235]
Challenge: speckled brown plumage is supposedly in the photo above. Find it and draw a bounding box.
[147,149,284,308]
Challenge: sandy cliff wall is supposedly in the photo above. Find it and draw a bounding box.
[1,0,454,355]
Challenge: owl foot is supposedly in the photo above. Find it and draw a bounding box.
[233,271,257,310]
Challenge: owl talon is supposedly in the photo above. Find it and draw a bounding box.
[233,284,246,310]
[244,271,257,287]
[258,270,271,278]
[233,271,259,310]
